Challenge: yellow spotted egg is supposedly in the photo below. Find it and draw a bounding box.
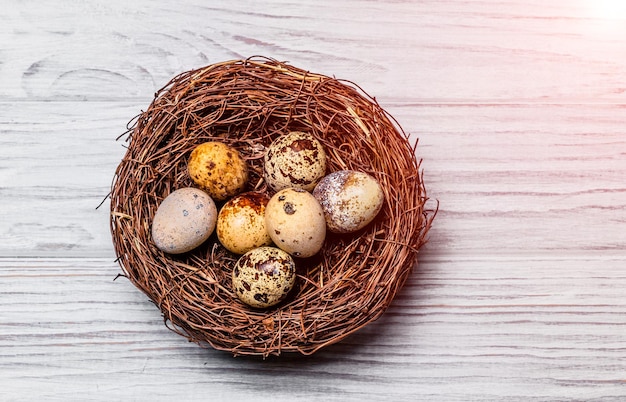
[188,141,248,201]
[216,192,272,255]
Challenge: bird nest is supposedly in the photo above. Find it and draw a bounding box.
[110,57,435,357]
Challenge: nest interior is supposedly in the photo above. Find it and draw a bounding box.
[110,57,434,357]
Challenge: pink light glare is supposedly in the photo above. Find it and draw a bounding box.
[579,0,626,37]
[587,0,626,20]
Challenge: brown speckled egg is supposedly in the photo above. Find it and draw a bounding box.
[263,131,327,192]
[232,246,296,308]
[313,170,384,233]
[217,191,272,255]
[151,187,217,254]
[188,141,248,201]
[265,188,326,258]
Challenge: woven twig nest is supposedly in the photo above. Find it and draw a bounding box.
[110,57,434,357]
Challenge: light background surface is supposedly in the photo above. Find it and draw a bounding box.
[1,1,625,400]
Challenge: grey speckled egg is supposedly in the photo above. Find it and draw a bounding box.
[151,187,217,254]
[313,170,384,233]
[232,246,296,308]
[265,188,326,258]
[263,131,327,192]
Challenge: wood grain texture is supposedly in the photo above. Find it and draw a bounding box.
[2,257,625,401]
[2,0,626,102]
[1,0,626,400]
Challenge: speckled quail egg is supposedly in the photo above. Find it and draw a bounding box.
[232,246,296,308]
[313,170,384,233]
[263,131,327,192]
[151,187,218,254]
[216,191,272,255]
[188,141,248,201]
[265,188,326,258]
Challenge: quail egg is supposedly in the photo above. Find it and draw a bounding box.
[217,191,272,255]
[313,170,384,233]
[265,188,326,258]
[263,131,327,192]
[232,246,296,308]
[188,141,248,201]
[151,187,218,254]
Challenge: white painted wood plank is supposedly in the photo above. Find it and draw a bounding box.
[2,0,626,102]
[0,101,131,257]
[407,102,626,257]
[1,257,625,401]
[1,0,626,400]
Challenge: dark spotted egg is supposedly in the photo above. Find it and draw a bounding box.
[232,246,296,309]
[263,131,327,192]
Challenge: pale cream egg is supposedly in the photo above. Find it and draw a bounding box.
[264,188,326,258]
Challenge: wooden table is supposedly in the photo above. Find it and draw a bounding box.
[2,1,625,400]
